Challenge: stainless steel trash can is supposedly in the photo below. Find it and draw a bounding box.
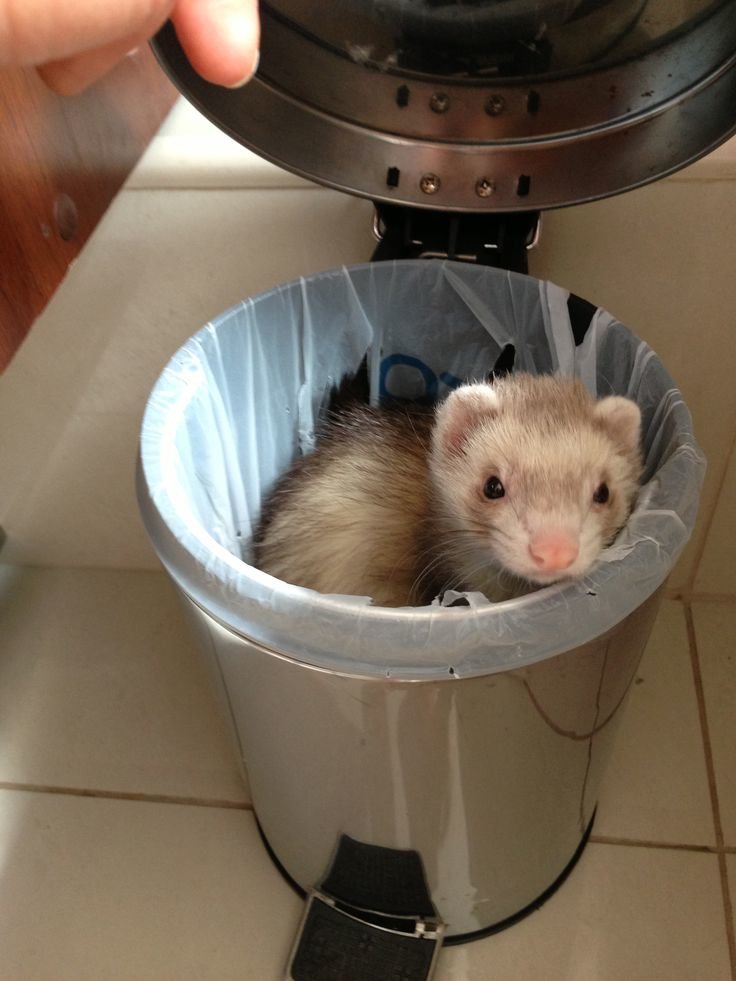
[137,260,704,939]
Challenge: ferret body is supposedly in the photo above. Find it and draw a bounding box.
[253,373,643,606]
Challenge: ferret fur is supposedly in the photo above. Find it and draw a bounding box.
[253,373,643,607]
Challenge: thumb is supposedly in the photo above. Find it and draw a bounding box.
[170,0,260,88]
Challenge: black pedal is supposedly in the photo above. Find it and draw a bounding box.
[285,836,445,981]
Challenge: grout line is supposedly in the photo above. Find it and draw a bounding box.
[684,604,736,977]
[675,592,736,606]
[686,425,736,595]
[0,781,253,811]
[589,835,718,855]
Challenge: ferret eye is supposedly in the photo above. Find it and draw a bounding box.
[483,476,505,500]
[593,482,610,504]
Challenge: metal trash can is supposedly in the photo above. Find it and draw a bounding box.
[137,260,704,941]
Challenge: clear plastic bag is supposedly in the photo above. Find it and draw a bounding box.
[138,260,705,679]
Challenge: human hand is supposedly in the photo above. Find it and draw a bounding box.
[0,0,260,94]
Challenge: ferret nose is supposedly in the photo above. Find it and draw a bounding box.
[528,532,579,572]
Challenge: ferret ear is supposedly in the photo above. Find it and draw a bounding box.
[434,384,500,455]
[594,396,642,454]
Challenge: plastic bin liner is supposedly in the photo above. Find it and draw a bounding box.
[137,260,705,680]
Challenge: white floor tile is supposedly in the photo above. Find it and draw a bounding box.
[691,602,736,847]
[438,844,729,981]
[0,790,300,981]
[69,188,373,418]
[530,180,736,590]
[695,443,736,595]
[1,788,728,981]
[0,411,157,569]
[594,600,714,845]
[0,186,374,569]
[0,567,247,802]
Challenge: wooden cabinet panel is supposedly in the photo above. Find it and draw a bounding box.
[0,47,177,371]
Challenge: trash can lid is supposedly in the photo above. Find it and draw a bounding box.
[152,1,736,212]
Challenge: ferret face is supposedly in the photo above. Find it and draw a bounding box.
[430,374,642,587]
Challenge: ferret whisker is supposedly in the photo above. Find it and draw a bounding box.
[412,549,457,598]
[414,537,491,596]
[455,519,514,545]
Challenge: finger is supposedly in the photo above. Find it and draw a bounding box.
[37,33,147,95]
[171,0,259,89]
[0,0,173,67]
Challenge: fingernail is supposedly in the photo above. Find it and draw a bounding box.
[225,47,259,89]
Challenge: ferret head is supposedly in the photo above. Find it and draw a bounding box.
[430,374,643,587]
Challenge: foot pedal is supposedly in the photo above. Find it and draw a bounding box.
[285,836,445,981]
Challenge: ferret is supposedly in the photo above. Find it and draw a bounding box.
[252,373,643,607]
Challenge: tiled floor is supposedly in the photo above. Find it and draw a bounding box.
[2,99,736,979]
[0,567,734,980]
